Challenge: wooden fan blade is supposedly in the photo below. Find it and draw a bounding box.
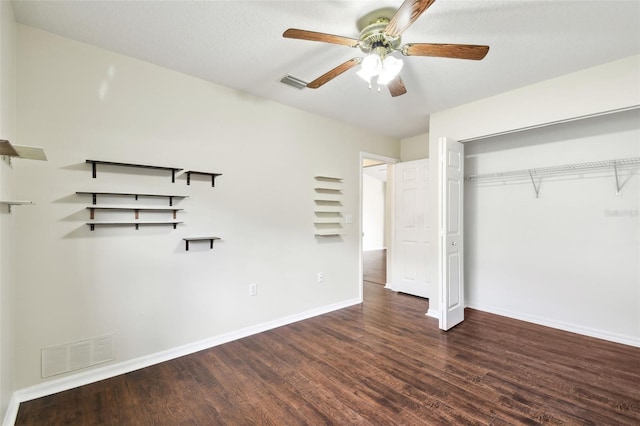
[385,0,437,37]
[402,43,489,60]
[307,58,362,89]
[283,28,359,48]
[387,76,407,97]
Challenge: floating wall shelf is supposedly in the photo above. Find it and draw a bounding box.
[314,176,344,237]
[77,192,187,206]
[0,140,18,156]
[86,221,183,231]
[183,237,221,251]
[86,160,183,182]
[314,230,345,236]
[0,200,35,213]
[86,206,183,220]
[184,170,222,187]
[1,139,47,161]
[79,191,186,231]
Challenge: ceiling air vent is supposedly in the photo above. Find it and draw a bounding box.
[280,75,308,90]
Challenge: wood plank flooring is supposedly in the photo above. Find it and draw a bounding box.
[16,281,640,425]
[363,249,386,285]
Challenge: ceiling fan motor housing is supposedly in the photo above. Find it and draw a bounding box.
[357,12,401,57]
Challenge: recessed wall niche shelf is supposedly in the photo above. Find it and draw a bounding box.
[0,200,34,213]
[183,237,221,251]
[314,176,344,237]
[466,157,640,198]
[76,192,188,206]
[85,160,183,182]
[184,170,222,187]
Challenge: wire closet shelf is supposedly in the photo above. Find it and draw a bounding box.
[465,157,640,197]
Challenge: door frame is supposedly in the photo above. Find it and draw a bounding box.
[359,152,399,302]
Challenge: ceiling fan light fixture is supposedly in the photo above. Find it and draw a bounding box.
[356,53,383,87]
[359,54,382,75]
[378,56,404,85]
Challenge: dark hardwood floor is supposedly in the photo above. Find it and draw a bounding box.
[363,249,386,285]
[16,278,640,424]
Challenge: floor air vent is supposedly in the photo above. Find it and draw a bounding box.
[42,334,115,378]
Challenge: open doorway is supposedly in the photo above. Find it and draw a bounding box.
[360,153,398,292]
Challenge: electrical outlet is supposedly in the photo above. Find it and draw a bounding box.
[317,272,324,283]
[249,283,257,296]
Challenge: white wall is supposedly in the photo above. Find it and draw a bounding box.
[465,109,639,345]
[362,173,385,251]
[401,132,428,161]
[13,25,399,390]
[428,54,640,344]
[0,1,17,422]
[431,55,640,143]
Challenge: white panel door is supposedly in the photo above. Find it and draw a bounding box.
[439,137,464,330]
[391,159,430,298]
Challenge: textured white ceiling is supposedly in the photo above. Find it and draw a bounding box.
[11,0,640,139]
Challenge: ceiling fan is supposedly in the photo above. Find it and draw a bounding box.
[283,0,489,97]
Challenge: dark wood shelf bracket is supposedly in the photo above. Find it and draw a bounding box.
[183,237,221,251]
[185,171,222,187]
[86,160,183,183]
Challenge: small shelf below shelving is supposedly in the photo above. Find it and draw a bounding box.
[86,160,183,182]
[76,192,187,206]
[314,230,345,237]
[183,237,221,251]
[314,176,343,182]
[314,219,342,225]
[314,206,343,213]
[315,191,341,197]
[86,220,183,231]
[184,170,222,187]
[314,194,342,202]
[0,200,35,213]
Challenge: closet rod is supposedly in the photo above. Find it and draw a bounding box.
[466,157,640,182]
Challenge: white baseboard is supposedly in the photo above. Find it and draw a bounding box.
[426,309,440,320]
[4,297,361,425]
[466,301,640,348]
[3,394,19,426]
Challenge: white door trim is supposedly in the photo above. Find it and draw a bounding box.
[359,152,399,302]
[438,137,465,330]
